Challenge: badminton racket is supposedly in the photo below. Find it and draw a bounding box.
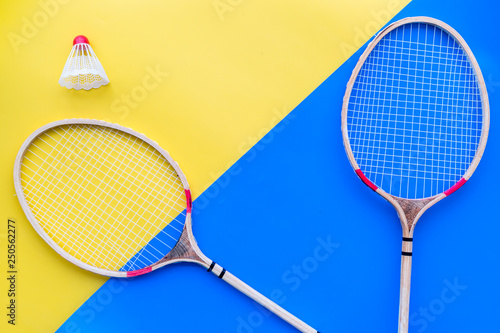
[341,17,489,332]
[14,119,318,333]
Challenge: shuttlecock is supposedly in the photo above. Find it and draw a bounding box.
[59,35,109,90]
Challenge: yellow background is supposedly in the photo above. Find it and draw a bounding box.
[0,0,409,331]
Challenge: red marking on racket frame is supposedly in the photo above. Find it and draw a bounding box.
[185,189,192,213]
[127,267,152,277]
[444,178,467,196]
[355,169,378,191]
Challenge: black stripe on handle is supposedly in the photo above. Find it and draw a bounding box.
[207,261,216,272]
[403,237,413,242]
[402,251,412,257]
[219,268,226,279]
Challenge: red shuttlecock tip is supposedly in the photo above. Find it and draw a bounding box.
[73,35,89,45]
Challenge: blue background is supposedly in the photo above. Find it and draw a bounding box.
[58,0,499,332]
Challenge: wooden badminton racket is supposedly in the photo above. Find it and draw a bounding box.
[14,119,318,333]
[341,17,489,332]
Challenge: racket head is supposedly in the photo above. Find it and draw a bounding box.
[14,119,193,277]
[342,17,489,205]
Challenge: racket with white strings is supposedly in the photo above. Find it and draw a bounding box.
[14,119,318,333]
[341,17,489,332]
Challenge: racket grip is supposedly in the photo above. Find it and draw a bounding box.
[398,238,413,333]
[207,262,318,333]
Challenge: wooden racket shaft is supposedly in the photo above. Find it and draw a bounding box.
[153,214,318,333]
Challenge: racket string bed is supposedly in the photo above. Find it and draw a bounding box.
[347,22,483,199]
[20,124,187,271]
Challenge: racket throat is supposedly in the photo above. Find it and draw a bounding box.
[160,220,210,267]
[393,197,436,235]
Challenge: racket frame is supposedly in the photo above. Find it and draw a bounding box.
[14,119,199,277]
[341,16,489,333]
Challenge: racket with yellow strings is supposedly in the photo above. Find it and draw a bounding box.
[14,119,318,333]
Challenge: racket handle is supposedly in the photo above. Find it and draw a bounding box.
[206,261,318,333]
[398,238,413,333]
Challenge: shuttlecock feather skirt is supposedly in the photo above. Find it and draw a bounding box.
[59,43,109,90]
